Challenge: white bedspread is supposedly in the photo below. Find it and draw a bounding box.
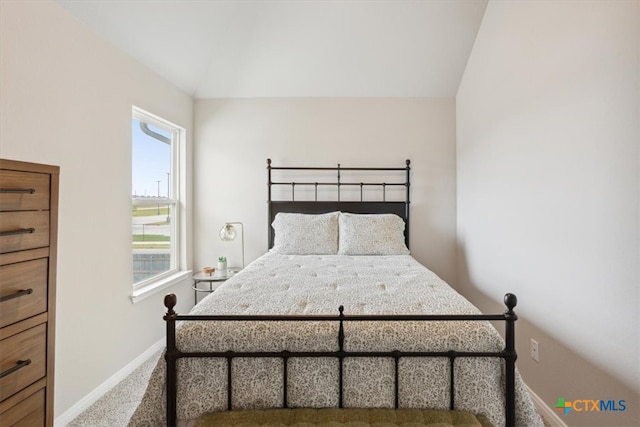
[129,253,543,426]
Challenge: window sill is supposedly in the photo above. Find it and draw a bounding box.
[130,270,192,304]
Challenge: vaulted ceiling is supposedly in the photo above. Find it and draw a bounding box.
[56,0,487,98]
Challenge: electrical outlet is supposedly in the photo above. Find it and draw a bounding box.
[530,339,539,363]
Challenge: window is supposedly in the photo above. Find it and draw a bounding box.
[131,107,185,298]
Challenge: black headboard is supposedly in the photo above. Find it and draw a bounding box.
[267,159,411,249]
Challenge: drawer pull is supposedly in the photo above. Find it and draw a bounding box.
[0,188,36,194]
[0,227,35,237]
[0,288,34,303]
[0,359,32,379]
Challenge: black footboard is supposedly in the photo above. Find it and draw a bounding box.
[163,293,518,427]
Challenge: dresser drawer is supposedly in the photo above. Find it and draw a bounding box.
[0,324,46,402]
[0,171,50,212]
[0,259,48,328]
[0,388,44,427]
[0,212,49,254]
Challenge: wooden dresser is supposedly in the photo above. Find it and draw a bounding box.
[0,159,58,426]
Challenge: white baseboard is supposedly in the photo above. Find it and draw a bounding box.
[527,384,568,427]
[54,338,165,427]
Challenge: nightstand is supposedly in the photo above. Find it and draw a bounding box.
[192,269,239,304]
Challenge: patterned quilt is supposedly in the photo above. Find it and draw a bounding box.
[129,254,543,426]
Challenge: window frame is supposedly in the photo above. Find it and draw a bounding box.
[130,106,190,303]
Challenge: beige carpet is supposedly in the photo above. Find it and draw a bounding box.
[67,350,162,427]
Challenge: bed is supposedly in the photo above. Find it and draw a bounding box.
[128,160,543,427]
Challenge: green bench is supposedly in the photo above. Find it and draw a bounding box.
[194,407,493,427]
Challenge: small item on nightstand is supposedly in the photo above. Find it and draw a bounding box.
[202,267,215,275]
[217,256,227,275]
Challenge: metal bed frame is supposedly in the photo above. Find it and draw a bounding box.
[164,294,518,427]
[267,158,411,248]
[163,160,518,427]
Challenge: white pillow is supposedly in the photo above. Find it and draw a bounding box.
[271,212,339,255]
[338,212,409,255]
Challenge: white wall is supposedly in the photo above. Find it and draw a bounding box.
[0,0,194,419]
[194,98,457,284]
[457,1,639,425]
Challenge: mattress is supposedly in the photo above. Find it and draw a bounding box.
[128,253,543,426]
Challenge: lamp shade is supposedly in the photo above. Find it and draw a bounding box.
[219,223,236,241]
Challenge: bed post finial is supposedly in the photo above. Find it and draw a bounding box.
[405,159,411,167]
[267,158,272,167]
[504,293,517,314]
[164,293,177,316]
